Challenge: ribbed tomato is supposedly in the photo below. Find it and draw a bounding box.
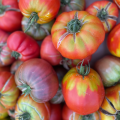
[86,1,119,33]
[62,104,101,120]
[0,0,23,32]
[62,64,105,115]
[15,58,59,103]
[94,55,120,87]
[19,0,60,32]
[0,29,15,66]
[51,11,105,59]
[15,95,51,120]
[99,83,120,120]
[107,23,120,57]
[0,71,20,109]
[40,35,63,66]
[7,31,40,61]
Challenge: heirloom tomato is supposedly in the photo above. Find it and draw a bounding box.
[0,104,8,119]
[100,84,120,120]
[0,66,10,72]
[7,31,40,61]
[94,55,120,87]
[15,58,59,103]
[19,0,60,32]
[62,104,101,120]
[51,11,105,59]
[86,1,119,33]
[107,23,120,57]
[49,104,62,120]
[113,0,120,9]
[0,71,20,109]
[0,0,23,32]
[62,63,105,115]
[50,66,68,104]
[40,35,63,66]
[15,95,51,120]
[0,29,15,67]
[60,0,85,12]
[22,17,55,40]
[10,60,23,74]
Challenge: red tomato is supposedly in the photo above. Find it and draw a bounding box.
[40,35,63,66]
[15,95,51,120]
[15,58,59,103]
[62,104,101,120]
[0,71,20,109]
[0,66,10,72]
[86,1,119,33]
[99,84,120,120]
[0,29,15,66]
[113,0,120,9]
[51,11,105,59]
[19,0,60,32]
[7,31,40,61]
[62,65,105,115]
[107,23,120,57]
[0,0,23,32]
[49,104,62,120]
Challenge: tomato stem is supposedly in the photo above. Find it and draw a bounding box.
[11,51,20,59]
[25,12,39,33]
[17,112,31,120]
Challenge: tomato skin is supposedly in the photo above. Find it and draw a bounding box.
[49,104,62,120]
[0,0,23,32]
[15,95,51,120]
[19,0,60,24]
[0,29,15,66]
[99,84,120,120]
[113,0,120,9]
[15,58,59,103]
[0,71,20,109]
[51,11,105,59]
[94,55,120,87]
[86,1,119,33]
[0,104,8,119]
[107,23,120,57]
[62,67,105,115]
[62,104,101,120]
[7,31,40,61]
[0,66,10,72]
[40,35,63,66]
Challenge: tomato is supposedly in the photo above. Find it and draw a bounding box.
[22,17,55,41]
[0,71,20,109]
[19,0,60,32]
[60,0,85,12]
[0,0,23,32]
[62,104,101,120]
[50,66,68,104]
[99,83,120,120]
[49,104,62,120]
[0,104,8,119]
[40,35,63,66]
[60,55,92,70]
[7,107,15,118]
[15,95,51,120]
[51,11,105,59]
[113,0,120,9]
[0,66,10,72]
[15,58,59,103]
[10,60,23,74]
[94,55,120,87]
[7,31,40,61]
[107,23,120,57]
[62,64,105,115]
[0,29,15,66]
[86,1,119,33]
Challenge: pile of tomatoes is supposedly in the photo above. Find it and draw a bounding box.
[0,0,120,120]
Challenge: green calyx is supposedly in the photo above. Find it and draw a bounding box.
[9,109,15,114]
[11,51,20,59]
[17,84,31,96]
[0,92,2,98]
[61,0,71,5]
[25,12,39,33]
[116,112,120,120]
[97,8,108,21]
[81,114,93,120]
[67,19,81,33]
[17,112,31,120]
[77,60,90,79]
